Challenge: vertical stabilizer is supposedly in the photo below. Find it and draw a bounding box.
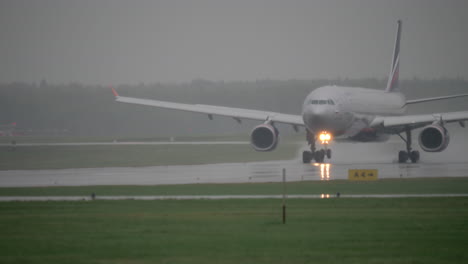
[385,20,402,92]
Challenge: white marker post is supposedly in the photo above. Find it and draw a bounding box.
[282,168,286,224]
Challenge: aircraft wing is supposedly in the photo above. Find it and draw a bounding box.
[371,111,468,133]
[112,88,304,126]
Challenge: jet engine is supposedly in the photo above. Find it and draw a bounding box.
[250,123,279,152]
[418,124,450,152]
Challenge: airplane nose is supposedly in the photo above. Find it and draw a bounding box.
[307,106,328,120]
[310,106,328,116]
[304,106,335,131]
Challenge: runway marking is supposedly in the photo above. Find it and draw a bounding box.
[1,194,468,202]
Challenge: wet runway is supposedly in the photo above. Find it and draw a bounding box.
[1,131,468,187]
[1,160,468,187]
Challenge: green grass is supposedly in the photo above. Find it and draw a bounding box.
[1,198,467,264]
[0,136,117,144]
[1,177,468,196]
[0,143,299,170]
[0,134,303,144]
[0,134,252,144]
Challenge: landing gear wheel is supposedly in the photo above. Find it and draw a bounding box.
[326,149,331,159]
[302,151,313,164]
[397,128,420,164]
[315,149,325,163]
[398,151,408,163]
[409,150,420,163]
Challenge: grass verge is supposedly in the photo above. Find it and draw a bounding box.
[1,177,468,196]
[0,198,467,264]
[0,143,298,170]
[0,134,257,144]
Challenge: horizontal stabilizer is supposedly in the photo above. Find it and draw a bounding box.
[406,94,468,105]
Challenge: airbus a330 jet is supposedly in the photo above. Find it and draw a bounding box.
[113,20,468,163]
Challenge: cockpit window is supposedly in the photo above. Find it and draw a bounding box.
[309,99,335,105]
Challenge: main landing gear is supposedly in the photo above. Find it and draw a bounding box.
[397,127,420,163]
[302,131,331,163]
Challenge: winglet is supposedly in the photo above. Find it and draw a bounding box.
[111,86,119,97]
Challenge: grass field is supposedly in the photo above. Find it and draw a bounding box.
[0,134,260,144]
[0,142,299,170]
[2,136,467,263]
[1,198,467,264]
[0,134,305,144]
[1,177,468,197]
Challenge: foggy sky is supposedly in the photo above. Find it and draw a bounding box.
[1,0,467,85]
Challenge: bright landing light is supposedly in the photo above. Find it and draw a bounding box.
[319,131,332,144]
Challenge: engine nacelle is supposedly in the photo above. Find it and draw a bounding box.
[418,124,450,152]
[250,124,279,152]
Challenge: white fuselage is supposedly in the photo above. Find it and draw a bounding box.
[302,86,406,141]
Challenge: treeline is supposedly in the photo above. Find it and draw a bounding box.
[1,78,467,137]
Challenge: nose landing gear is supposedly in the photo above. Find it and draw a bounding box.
[302,131,332,163]
[302,147,331,163]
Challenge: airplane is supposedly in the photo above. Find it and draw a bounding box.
[0,122,16,137]
[112,20,468,164]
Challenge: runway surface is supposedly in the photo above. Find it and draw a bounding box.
[1,132,468,187]
[1,159,468,187]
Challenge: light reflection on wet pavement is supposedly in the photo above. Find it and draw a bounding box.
[1,160,468,187]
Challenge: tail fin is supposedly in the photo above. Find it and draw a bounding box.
[385,20,402,92]
[111,86,119,97]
